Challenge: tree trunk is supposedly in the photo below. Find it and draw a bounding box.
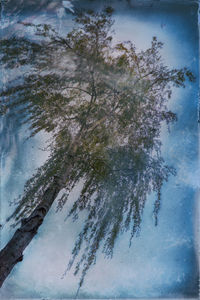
[0,175,66,287]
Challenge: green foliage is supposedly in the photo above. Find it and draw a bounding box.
[0,7,194,289]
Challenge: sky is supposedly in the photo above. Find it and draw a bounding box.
[0,0,199,298]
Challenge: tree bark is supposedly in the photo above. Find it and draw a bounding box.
[0,175,66,287]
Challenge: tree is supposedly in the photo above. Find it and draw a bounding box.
[0,7,194,289]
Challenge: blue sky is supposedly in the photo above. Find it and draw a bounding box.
[0,0,199,298]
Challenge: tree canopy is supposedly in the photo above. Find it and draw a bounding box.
[0,7,194,289]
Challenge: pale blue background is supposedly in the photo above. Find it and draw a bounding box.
[0,0,199,298]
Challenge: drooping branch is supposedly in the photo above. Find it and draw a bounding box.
[0,7,195,291]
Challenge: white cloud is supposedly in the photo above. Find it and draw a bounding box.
[62,0,74,13]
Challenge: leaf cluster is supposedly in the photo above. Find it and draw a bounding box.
[0,7,194,289]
